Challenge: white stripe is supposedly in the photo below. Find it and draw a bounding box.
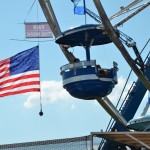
[0,69,9,77]
[0,77,39,88]
[0,84,40,95]
[63,74,113,85]
[0,64,10,70]
[0,70,39,83]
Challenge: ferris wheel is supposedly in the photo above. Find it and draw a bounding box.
[38,0,150,149]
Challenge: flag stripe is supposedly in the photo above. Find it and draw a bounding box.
[0,59,10,77]
[0,73,40,87]
[0,67,10,74]
[0,81,40,92]
[0,72,10,78]
[0,70,39,82]
[0,84,40,95]
[0,88,40,98]
[0,64,9,72]
[0,58,10,65]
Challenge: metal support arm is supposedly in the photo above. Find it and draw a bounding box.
[115,1,150,27]
[97,97,127,127]
[93,0,150,91]
[39,0,77,63]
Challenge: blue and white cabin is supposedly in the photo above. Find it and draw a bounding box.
[60,60,118,100]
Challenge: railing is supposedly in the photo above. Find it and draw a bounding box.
[60,60,96,72]
[118,81,136,114]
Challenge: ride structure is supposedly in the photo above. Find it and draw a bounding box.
[39,0,150,149]
[39,0,127,127]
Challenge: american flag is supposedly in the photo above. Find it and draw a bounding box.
[0,46,40,97]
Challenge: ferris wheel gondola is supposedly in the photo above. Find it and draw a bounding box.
[60,60,118,100]
[127,115,150,131]
[56,24,118,99]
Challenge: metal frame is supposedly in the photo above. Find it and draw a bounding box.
[90,131,150,150]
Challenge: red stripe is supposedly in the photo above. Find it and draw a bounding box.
[0,73,10,79]
[0,58,10,79]
[0,67,9,73]
[0,74,40,86]
[0,62,9,69]
[0,81,40,92]
[0,88,40,98]
[0,58,10,65]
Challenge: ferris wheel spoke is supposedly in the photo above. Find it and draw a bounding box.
[93,0,150,91]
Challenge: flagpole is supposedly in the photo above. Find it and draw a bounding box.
[84,0,86,24]
[36,1,43,116]
[85,12,87,24]
[38,45,43,116]
[37,37,43,116]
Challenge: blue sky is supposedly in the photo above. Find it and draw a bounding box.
[0,0,150,145]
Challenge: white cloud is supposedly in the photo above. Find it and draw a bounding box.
[23,80,73,108]
[23,76,133,110]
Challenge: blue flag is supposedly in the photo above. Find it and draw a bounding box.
[72,0,86,15]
